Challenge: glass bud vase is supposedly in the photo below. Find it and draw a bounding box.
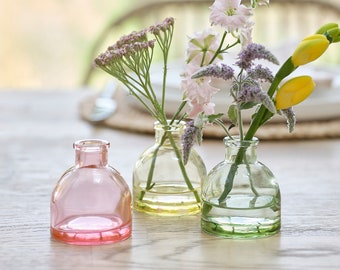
[133,120,206,216]
[50,139,132,245]
[201,136,281,239]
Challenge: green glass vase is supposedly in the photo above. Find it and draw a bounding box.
[201,136,281,238]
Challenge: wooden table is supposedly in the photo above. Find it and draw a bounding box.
[1,90,340,269]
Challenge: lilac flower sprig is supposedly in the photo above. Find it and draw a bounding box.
[190,43,279,139]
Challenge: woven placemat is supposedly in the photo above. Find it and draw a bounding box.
[79,89,340,140]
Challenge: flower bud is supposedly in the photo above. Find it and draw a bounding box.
[275,76,315,110]
[291,34,329,67]
[326,27,340,42]
[315,22,339,35]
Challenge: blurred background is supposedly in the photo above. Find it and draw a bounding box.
[0,0,139,90]
[1,0,340,91]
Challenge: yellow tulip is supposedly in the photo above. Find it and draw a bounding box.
[275,76,315,110]
[291,34,329,67]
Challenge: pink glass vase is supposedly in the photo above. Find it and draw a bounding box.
[50,139,132,245]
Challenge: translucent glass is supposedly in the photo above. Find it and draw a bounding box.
[133,121,206,216]
[201,137,281,239]
[50,139,132,245]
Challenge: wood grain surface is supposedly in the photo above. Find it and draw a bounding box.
[1,90,340,269]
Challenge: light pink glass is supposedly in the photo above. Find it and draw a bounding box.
[50,139,132,245]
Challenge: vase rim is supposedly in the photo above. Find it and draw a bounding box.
[223,136,259,146]
[73,139,110,151]
[154,120,186,130]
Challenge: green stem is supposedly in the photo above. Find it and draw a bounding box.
[138,132,168,201]
[244,154,259,198]
[214,119,233,139]
[209,32,227,64]
[218,147,246,204]
[237,107,244,140]
[167,131,201,204]
[170,100,187,124]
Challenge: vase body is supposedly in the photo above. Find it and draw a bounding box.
[133,121,206,216]
[50,139,132,245]
[201,137,281,238]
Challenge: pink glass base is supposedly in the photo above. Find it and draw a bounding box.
[51,215,132,245]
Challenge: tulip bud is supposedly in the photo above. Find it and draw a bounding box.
[315,22,339,35]
[326,27,340,42]
[275,76,315,110]
[333,36,340,43]
[291,34,329,67]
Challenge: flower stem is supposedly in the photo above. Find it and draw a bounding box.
[167,131,201,204]
[138,132,167,201]
[218,146,246,204]
[214,118,233,139]
[209,32,227,64]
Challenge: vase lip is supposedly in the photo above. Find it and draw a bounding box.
[73,139,110,151]
[223,136,259,146]
[154,120,186,130]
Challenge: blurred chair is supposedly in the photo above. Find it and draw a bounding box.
[82,0,340,87]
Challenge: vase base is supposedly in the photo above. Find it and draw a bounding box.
[51,216,132,245]
[133,184,201,216]
[201,196,281,239]
[201,218,280,239]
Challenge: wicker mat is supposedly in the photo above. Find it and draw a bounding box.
[79,89,340,140]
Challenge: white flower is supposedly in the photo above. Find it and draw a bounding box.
[209,0,253,33]
[186,28,221,66]
[239,20,254,47]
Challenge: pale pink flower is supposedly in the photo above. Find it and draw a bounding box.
[188,100,216,118]
[209,0,253,32]
[181,64,219,117]
[186,28,221,66]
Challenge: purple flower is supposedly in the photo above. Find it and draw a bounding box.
[236,43,279,69]
[191,63,234,81]
[109,30,148,50]
[281,107,296,133]
[237,81,276,113]
[148,17,174,35]
[94,40,155,68]
[247,64,274,82]
[181,120,199,165]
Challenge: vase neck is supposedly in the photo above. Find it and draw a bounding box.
[74,139,109,168]
[224,137,258,163]
[154,120,185,148]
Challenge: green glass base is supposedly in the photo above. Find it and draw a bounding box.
[201,196,281,239]
[201,218,280,239]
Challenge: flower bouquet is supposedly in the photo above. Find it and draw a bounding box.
[94,0,340,225]
[179,0,340,238]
